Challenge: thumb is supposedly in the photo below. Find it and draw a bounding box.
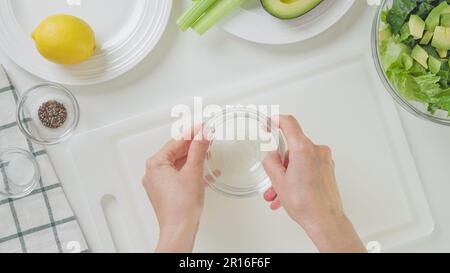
[184,133,209,171]
[263,151,286,190]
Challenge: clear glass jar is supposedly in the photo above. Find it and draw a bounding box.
[203,108,287,198]
[0,148,40,199]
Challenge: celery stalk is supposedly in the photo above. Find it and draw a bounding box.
[176,0,218,31]
[192,0,244,35]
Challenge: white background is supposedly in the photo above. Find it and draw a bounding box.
[0,0,449,252]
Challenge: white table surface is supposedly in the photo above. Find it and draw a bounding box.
[1,1,449,252]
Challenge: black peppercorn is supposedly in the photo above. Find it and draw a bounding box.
[38,100,67,129]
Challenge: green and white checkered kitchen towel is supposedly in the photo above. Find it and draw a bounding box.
[0,65,88,253]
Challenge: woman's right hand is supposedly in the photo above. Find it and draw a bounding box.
[263,115,366,253]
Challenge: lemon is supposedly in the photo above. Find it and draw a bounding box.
[32,14,96,65]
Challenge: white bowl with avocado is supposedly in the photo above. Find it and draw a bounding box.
[222,0,355,45]
[260,0,323,19]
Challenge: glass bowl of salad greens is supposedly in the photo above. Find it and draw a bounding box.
[372,0,450,126]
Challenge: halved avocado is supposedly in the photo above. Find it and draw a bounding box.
[261,0,323,20]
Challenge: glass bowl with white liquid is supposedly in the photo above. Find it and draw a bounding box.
[203,108,286,198]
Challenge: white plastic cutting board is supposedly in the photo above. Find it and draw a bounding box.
[69,52,433,253]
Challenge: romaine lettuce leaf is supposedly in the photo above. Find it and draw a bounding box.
[435,94,450,112]
[414,73,443,98]
[387,0,418,35]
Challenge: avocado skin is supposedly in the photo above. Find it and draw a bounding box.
[261,0,323,20]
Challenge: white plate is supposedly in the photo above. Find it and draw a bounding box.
[223,0,355,45]
[0,0,172,85]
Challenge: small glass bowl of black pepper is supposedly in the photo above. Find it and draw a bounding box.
[16,83,80,145]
